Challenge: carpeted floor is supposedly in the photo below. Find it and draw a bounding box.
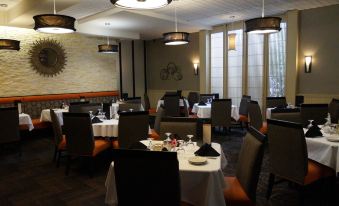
[0,128,338,206]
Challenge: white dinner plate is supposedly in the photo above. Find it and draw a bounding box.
[188,156,207,165]
[326,136,339,142]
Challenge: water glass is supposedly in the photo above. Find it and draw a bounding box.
[307,120,314,129]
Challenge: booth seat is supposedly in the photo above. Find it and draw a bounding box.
[0,91,119,130]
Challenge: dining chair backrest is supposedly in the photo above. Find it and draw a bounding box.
[248,101,263,131]
[165,91,178,96]
[50,109,63,146]
[211,99,232,128]
[143,93,151,111]
[69,102,101,113]
[267,119,307,185]
[112,149,180,206]
[121,93,128,100]
[243,95,251,100]
[328,98,339,124]
[164,95,180,117]
[212,93,219,99]
[69,101,90,106]
[63,113,94,156]
[300,103,328,127]
[119,103,142,112]
[118,111,149,149]
[159,117,198,140]
[238,96,251,116]
[0,107,20,144]
[295,95,304,107]
[102,103,111,119]
[266,97,287,108]
[183,98,189,117]
[270,108,301,123]
[126,97,142,104]
[200,94,214,103]
[187,92,200,108]
[176,90,182,97]
[154,106,165,134]
[236,126,265,203]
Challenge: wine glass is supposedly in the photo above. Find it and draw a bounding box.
[186,134,195,147]
[129,108,134,112]
[165,132,172,142]
[89,111,93,119]
[307,120,314,129]
[176,140,185,154]
[147,137,153,150]
[98,108,102,116]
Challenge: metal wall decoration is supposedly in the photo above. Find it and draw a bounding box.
[160,62,182,81]
[29,38,67,77]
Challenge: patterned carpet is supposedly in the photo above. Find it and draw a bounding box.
[0,129,338,205]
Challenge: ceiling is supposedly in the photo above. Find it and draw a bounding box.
[1,0,339,40]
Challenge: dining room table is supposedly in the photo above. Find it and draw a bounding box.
[105,141,228,206]
[19,113,34,131]
[191,103,240,120]
[40,108,68,125]
[305,127,339,173]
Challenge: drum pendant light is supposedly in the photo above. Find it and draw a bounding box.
[228,16,236,51]
[33,0,76,34]
[98,23,119,53]
[0,39,20,51]
[163,7,189,46]
[110,0,172,10]
[245,0,281,34]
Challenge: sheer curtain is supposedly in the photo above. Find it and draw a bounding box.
[211,32,224,98]
[268,23,287,97]
[227,29,243,106]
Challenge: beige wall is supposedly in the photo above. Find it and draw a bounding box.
[298,4,339,102]
[146,32,200,91]
[0,26,119,97]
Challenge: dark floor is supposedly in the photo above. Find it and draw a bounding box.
[0,129,338,206]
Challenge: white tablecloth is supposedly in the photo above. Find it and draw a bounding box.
[40,109,68,125]
[191,103,239,120]
[105,142,227,206]
[305,128,339,173]
[19,113,34,131]
[92,119,119,137]
[156,99,189,112]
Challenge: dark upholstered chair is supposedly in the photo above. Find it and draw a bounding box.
[119,102,142,112]
[153,107,165,134]
[50,109,66,167]
[63,113,111,176]
[126,97,142,104]
[118,111,149,149]
[224,127,265,206]
[69,101,90,106]
[295,95,304,107]
[238,95,251,126]
[270,108,301,123]
[69,102,101,113]
[183,98,189,117]
[248,101,267,135]
[102,103,111,119]
[266,119,335,202]
[144,93,156,114]
[266,97,287,108]
[112,149,181,206]
[300,104,328,127]
[187,92,200,108]
[211,99,232,131]
[328,98,339,124]
[164,95,180,117]
[159,117,198,140]
[200,94,214,103]
[0,107,21,153]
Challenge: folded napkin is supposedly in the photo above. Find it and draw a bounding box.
[198,101,207,106]
[305,124,323,138]
[194,143,220,157]
[91,116,103,124]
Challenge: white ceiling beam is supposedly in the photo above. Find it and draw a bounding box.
[126,10,212,30]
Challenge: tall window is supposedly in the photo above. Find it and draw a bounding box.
[227,29,243,106]
[211,32,224,97]
[268,23,287,97]
[247,34,264,106]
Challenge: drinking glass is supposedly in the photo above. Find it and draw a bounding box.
[186,135,194,147]
[89,111,94,119]
[176,140,185,154]
[129,108,134,112]
[98,108,102,116]
[307,120,314,129]
[147,137,153,150]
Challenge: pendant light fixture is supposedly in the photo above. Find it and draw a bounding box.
[163,6,189,46]
[98,23,119,53]
[0,39,20,51]
[110,0,172,10]
[228,16,236,51]
[245,0,281,34]
[33,0,76,34]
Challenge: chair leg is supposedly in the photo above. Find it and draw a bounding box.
[65,155,71,175]
[266,173,275,200]
[56,150,62,168]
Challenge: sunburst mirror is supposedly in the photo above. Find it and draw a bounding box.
[29,38,67,77]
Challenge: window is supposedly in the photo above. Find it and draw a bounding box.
[227,29,243,106]
[247,34,264,106]
[211,32,224,98]
[268,23,287,97]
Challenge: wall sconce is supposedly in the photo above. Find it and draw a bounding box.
[193,63,199,75]
[304,56,312,73]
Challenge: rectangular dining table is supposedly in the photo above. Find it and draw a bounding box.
[19,113,34,131]
[105,142,228,206]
